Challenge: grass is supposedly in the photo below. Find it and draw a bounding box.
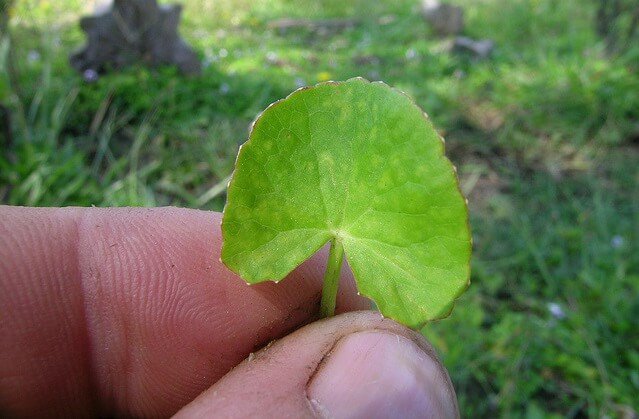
[426,152,639,416]
[2,0,638,416]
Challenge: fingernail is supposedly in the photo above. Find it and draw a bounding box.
[307,331,457,419]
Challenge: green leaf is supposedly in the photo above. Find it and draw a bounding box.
[221,77,471,328]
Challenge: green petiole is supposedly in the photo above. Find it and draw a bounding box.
[319,237,344,318]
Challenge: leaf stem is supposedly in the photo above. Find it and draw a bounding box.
[319,238,344,318]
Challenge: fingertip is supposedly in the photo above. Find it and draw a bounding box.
[175,311,458,418]
[308,331,458,418]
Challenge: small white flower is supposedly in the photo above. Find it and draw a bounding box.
[405,48,417,60]
[453,69,466,79]
[266,51,278,64]
[547,302,566,320]
[219,83,230,95]
[203,51,219,67]
[218,48,228,58]
[27,50,41,63]
[611,235,624,249]
[82,69,99,83]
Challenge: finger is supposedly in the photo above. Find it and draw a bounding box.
[175,311,458,419]
[0,206,368,417]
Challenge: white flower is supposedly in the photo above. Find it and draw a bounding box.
[453,69,466,79]
[266,51,279,64]
[82,69,99,83]
[611,235,624,249]
[547,302,566,320]
[27,50,41,63]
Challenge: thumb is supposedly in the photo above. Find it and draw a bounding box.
[175,311,459,418]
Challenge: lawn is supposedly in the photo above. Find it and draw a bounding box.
[2,0,638,416]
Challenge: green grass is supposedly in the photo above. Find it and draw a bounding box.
[426,151,639,416]
[2,0,638,416]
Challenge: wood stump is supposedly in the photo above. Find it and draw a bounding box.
[70,0,201,75]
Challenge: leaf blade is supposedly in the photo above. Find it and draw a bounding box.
[221,78,471,327]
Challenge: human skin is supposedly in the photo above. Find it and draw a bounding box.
[0,206,458,418]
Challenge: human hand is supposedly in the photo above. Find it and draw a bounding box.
[0,206,458,418]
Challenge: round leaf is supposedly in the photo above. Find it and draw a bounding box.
[221,78,471,328]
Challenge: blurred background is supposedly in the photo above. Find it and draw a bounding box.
[1,0,638,416]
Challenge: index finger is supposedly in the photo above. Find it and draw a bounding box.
[0,206,368,417]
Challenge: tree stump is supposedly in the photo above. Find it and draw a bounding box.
[420,0,464,37]
[70,0,201,75]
